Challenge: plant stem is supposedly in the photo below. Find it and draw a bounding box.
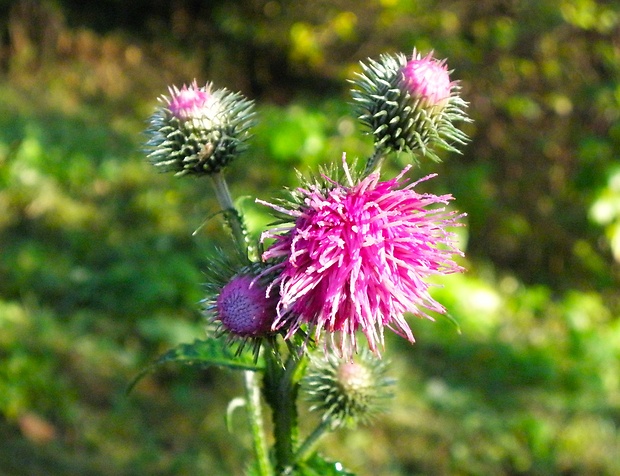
[263,345,308,474]
[244,370,274,476]
[272,356,298,472]
[364,146,385,175]
[210,172,247,251]
[208,172,272,475]
[294,418,332,465]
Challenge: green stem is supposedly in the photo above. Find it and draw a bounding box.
[208,172,272,475]
[272,356,298,472]
[363,146,385,176]
[294,418,332,465]
[263,346,307,474]
[210,172,247,252]
[244,370,274,476]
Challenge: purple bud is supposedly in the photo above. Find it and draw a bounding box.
[216,275,275,337]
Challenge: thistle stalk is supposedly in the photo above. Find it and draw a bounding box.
[293,418,332,465]
[363,146,385,176]
[210,171,273,476]
[210,172,248,252]
[263,344,307,473]
[244,370,273,476]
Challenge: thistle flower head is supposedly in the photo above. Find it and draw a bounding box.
[302,349,395,429]
[145,80,255,176]
[203,252,277,355]
[351,49,470,162]
[258,155,465,358]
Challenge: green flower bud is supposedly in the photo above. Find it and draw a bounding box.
[351,50,471,161]
[145,81,255,176]
[302,349,395,429]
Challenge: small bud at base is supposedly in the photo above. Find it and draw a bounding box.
[302,349,395,429]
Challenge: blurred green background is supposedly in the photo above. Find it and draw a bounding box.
[1,0,619,474]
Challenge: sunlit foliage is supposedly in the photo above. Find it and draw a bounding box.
[1,0,619,474]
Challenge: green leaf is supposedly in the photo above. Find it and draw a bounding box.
[295,453,356,476]
[244,452,354,476]
[127,338,263,393]
[226,397,247,433]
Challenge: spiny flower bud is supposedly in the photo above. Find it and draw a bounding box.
[351,50,470,162]
[203,253,277,356]
[302,349,395,429]
[216,275,274,337]
[145,81,255,176]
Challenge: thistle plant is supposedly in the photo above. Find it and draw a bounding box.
[137,49,470,475]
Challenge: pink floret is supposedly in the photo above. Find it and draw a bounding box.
[167,81,214,120]
[402,52,453,107]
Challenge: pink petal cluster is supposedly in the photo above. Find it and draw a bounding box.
[402,51,453,107]
[167,81,215,120]
[259,158,465,357]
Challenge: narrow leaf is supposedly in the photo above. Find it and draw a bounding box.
[127,338,263,394]
[226,397,247,433]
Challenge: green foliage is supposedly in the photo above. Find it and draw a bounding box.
[245,452,354,476]
[590,167,620,262]
[128,338,264,394]
[294,453,355,476]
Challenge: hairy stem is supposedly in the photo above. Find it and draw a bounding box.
[209,172,272,475]
[363,146,385,175]
[210,172,247,252]
[294,418,332,465]
[264,345,307,474]
[244,370,274,476]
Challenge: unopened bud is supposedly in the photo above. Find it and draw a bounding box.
[145,81,255,176]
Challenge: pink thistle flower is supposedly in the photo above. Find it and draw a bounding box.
[259,156,465,358]
[402,51,453,108]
